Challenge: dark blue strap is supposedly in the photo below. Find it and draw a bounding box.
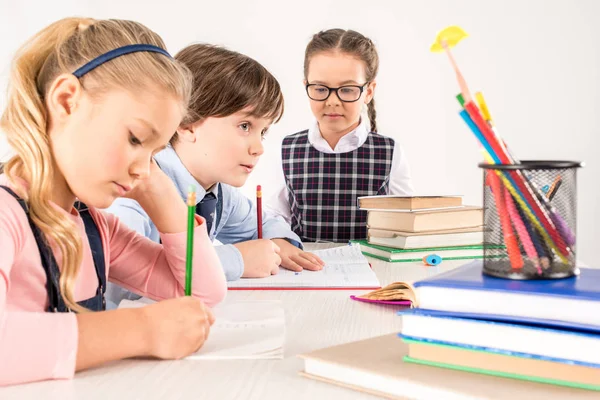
[1,185,62,311]
[76,202,107,307]
[1,186,106,312]
[73,44,172,78]
[0,185,27,211]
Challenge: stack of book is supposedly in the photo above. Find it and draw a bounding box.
[299,261,600,397]
[355,195,496,262]
[396,261,600,391]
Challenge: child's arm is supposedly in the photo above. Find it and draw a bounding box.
[264,162,293,224]
[216,186,298,244]
[0,197,213,386]
[104,213,226,307]
[75,297,214,372]
[0,192,80,386]
[271,238,324,272]
[265,184,293,224]
[217,187,322,273]
[103,197,156,239]
[106,163,226,307]
[387,143,415,195]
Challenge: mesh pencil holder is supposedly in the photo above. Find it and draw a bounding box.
[479,160,582,280]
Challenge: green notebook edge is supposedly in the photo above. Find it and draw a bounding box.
[403,356,600,392]
[351,239,504,253]
[360,250,502,263]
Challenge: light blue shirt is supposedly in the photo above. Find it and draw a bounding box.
[104,146,302,306]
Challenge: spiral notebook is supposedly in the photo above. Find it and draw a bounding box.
[227,243,381,290]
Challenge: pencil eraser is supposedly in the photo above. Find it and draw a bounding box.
[257,185,261,191]
[188,184,196,193]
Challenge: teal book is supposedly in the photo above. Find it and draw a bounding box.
[399,309,600,391]
[403,340,600,392]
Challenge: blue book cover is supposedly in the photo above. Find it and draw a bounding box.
[414,261,600,302]
[410,260,600,331]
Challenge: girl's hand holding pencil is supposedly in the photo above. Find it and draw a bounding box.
[139,297,215,359]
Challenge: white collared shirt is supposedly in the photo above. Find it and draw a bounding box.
[267,119,414,224]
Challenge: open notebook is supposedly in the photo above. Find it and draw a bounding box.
[119,298,285,359]
[227,243,380,290]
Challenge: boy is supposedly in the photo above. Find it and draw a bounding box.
[106,44,323,305]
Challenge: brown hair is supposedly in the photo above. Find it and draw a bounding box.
[171,43,284,143]
[0,17,191,312]
[304,29,379,132]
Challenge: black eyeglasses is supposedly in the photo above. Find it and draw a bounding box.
[305,82,369,102]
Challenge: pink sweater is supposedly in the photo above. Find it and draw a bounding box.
[0,176,227,386]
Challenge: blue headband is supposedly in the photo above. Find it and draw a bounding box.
[72,44,172,78]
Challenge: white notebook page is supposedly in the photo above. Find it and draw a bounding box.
[227,243,380,289]
[119,299,285,359]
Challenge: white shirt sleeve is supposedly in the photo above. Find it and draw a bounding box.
[388,140,415,196]
[264,150,293,225]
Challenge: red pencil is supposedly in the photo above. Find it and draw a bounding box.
[256,185,263,239]
[486,172,523,269]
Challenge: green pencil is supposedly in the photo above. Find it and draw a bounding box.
[185,184,196,296]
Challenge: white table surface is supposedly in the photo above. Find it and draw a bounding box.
[0,244,585,400]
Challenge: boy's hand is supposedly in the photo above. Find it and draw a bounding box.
[271,238,324,272]
[235,239,281,278]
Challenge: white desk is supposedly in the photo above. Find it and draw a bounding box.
[0,245,593,400]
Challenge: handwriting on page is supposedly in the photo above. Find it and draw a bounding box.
[119,299,286,360]
[188,300,285,360]
[227,244,380,288]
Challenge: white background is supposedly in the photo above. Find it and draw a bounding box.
[1,0,598,263]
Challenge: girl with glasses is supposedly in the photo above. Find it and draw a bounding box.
[268,29,414,243]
